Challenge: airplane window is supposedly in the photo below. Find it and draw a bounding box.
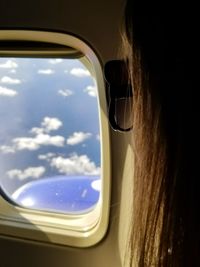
[0,31,110,247]
[0,56,101,214]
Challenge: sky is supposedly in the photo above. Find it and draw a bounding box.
[0,57,101,197]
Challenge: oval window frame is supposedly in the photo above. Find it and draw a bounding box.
[0,30,111,248]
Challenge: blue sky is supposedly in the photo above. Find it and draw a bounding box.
[0,57,101,196]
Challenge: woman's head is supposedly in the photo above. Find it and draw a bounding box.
[123,1,199,266]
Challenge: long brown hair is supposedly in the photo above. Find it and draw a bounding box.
[123,1,199,266]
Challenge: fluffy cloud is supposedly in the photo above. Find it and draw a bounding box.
[7,166,45,180]
[49,59,63,64]
[38,69,54,75]
[1,134,65,153]
[41,117,63,132]
[30,127,44,135]
[70,68,90,77]
[13,137,40,151]
[84,85,97,97]
[0,76,21,85]
[58,89,73,97]
[0,86,18,97]
[0,145,15,154]
[30,117,63,134]
[13,134,65,151]
[0,60,18,69]
[0,117,64,154]
[50,154,100,175]
[66,132,92,145]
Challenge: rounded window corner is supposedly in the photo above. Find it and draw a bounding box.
[0,29,111,247]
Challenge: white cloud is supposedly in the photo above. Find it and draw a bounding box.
[49,59,63,64]
[67,132,92,145]
[1,117,64,154]
[0,60,18,69]
[30,127,44,135]
[30,117,62,134]
[12,137,40,151]
[7,166,45,180]
[70,68,90,77]
[0,86,18,97]
[0,145,15,154]
[50,154,100,175]
[38,153,56,161]
[13,134,65,151]
[96,134,100,141]
[1,134,65,154]
[38,69,54,75]
[58,89,73,97]
[84,85,97,97]
[35,134,65,147]
[41,117,63,132]
[0,76,21,85]
[64,70,68,73]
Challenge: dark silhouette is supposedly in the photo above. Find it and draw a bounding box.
[122,1,199,266]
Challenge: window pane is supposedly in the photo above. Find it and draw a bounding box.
[0,57,101,214]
